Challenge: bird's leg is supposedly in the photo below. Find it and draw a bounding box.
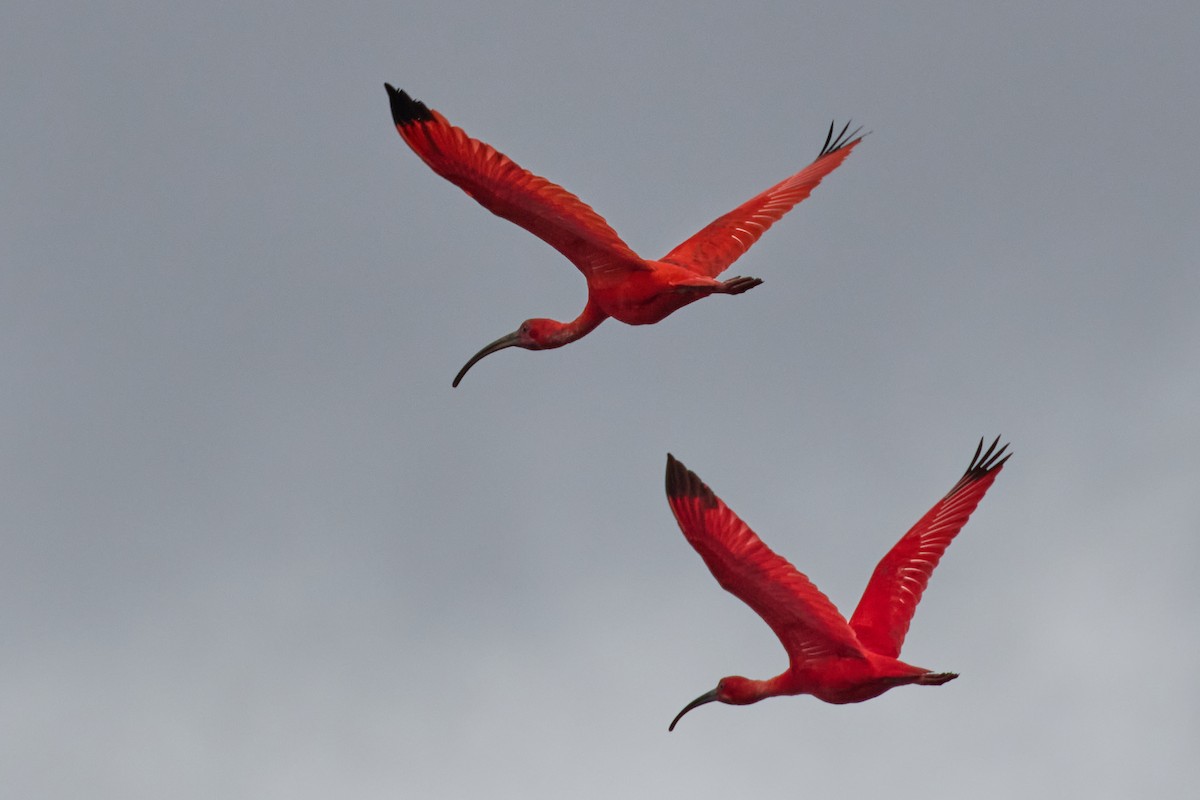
[717,276,763,294]
[915,671,958,685]
[667,274,762,297]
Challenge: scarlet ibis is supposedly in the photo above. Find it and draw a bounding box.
[664,437,1010,731]
[384,84,864,386]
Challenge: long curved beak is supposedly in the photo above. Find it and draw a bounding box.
[668,687,720,732]
[452,330,522,387]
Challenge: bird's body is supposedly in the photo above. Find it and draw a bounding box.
[384,84,864,385]
[664,438,1010,730]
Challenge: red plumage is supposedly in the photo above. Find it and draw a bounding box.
[385,85,863,386]
[664,438,1009,730]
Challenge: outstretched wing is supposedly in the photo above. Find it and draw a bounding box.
[386,85,644,278]
[658,121,864,278]
[849,437,1011,659]
[665,455,865,670]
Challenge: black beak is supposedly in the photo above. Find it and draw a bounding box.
[669,687,720,731]
[452,330,522,387]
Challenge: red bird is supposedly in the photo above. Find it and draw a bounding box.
[385,84,864,386]
[664,438,1010,731]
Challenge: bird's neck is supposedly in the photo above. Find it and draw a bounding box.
[758,671,813,700]
[723,675,783,705]
[545,298,607,348]
[760,674,797,700]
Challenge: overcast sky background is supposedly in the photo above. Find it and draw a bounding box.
[4,1,1199,798]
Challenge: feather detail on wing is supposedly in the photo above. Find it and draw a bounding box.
[659,121,864,278]
[849,437,1010,659]
[666,455,866,670]
[386,85,645,279]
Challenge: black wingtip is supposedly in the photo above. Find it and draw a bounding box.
[385,83,434,127]
[665,453,686,496]
[819,119,868,157]
[665,454,718,508]
[967,436,1012,476]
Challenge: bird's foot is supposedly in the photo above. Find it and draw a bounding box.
[720,276,763,294]
[916,671,959,686]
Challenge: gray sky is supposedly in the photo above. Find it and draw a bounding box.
[4,1,1198,797]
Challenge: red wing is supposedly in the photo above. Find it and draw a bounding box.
[665,455,865,670]
[386,85,644,279]
[849,438,1011,659]
[658,122,864,278]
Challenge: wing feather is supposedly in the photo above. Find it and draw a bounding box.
[659,121,864,278]
[665,455,865,670]
[386,85,643,278]
[849,437,1011,658]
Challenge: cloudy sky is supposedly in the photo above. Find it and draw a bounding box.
[4,1,1198,797]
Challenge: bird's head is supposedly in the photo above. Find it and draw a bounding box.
[668,676,763,731]
[452,319,561,387]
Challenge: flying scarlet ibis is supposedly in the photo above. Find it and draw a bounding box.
[384,84,864,386]
[664,437,1010,731]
